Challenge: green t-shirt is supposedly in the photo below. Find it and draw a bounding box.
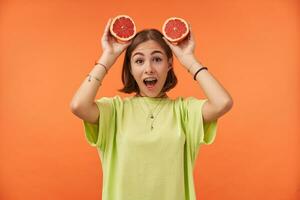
[83,95,218,200]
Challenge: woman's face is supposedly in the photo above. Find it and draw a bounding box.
[130,40,172,97]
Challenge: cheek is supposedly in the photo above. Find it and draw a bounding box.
[130,67,142,81]
[161,67,170,77]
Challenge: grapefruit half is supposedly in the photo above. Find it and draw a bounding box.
[110,15,136,43]
[162,17,190,44]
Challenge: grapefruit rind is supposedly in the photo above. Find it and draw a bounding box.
[110,15,137,42]
[162,17,190,44]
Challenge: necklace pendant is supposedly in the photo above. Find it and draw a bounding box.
[150,114,154,119]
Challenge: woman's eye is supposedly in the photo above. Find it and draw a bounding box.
[134,57,161,64]
[135,59,143,64]
[153,57,162,62]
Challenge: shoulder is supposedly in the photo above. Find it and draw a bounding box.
[95,95,124,107]
[173,96,206,105]
[170,96,206,115]
[96,95,123,101]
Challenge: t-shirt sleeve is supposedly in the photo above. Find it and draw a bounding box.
[82,96,117,151]
[183,97,218,160]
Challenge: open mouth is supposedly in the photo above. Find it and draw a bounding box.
[143,77,158,88]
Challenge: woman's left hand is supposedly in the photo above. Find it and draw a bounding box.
[163,25,198,70]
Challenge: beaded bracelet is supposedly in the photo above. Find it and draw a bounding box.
[193,67,208,80]
[94,61,108,74]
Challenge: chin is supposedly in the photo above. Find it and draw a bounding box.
[149,93,159,97]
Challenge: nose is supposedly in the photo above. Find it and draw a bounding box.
[144,61,154,74]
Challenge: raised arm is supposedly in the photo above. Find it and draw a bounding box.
[70,18,131,124]
[163,24,233,123]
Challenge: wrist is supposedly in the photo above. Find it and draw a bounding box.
[193,66,208,80]
[187,61,208,81]
[97,52,116,69]
[180,54,197,68]
[187,60,204,74]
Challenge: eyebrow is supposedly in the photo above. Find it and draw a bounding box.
[132,50,163,58]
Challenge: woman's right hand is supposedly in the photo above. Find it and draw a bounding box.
[99,18,132,68]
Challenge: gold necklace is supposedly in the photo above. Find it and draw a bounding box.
[137,96,167,131]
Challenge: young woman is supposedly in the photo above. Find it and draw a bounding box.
[70,18,233,200]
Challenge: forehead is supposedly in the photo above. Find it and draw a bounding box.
[131,40,165,57]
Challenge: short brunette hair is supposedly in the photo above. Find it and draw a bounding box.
[118,29,177,94]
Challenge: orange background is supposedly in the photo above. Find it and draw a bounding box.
[1,0,299,199]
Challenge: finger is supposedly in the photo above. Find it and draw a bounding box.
[188,27,195,43]
[101,18,112,42]
[104,18,112,35]
[122,40,132,48]
[189,31,195,41]
[165,37,183,55]
[162,37,174,49]
[188,22,192,31]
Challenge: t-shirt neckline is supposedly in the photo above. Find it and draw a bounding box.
[132,96,170,103]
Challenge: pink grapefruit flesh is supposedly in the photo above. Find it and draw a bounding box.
[110,15,136,42]
[162,17,190,44]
